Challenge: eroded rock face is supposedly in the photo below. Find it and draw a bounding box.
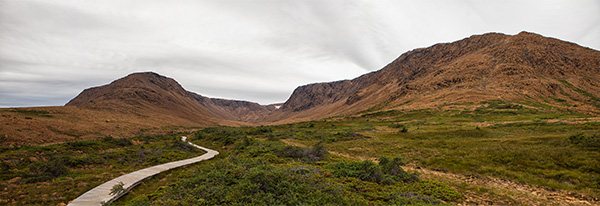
[66,32,600,125]
[280,80,357,112]
[274,31,600,119]
[4,32,600,146]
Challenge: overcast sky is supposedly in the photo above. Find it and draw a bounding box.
[1,0,599,107]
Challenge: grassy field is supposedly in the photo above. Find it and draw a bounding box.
[116,127,461,205]
[272,101,600,201]
[1,100,599,205]
[0,134,201,205]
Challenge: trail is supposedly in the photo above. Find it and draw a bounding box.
[68,136,218,206]
[409,166,598,205]
[321,148,599,205]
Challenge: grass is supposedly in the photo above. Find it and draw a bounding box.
[559,80,600,108]
[2,99,599,205]
[9,109,53,118]
[282,103,600,199]
[0,134,200,205]
[116,101,600,204]
[116,128,460,205]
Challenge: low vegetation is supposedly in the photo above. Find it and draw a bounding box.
[278,101,600,202]
[2,100,599,205]
[120,128,460,205]
[0,134,199,205]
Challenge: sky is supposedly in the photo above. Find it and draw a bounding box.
[1,0,599,107]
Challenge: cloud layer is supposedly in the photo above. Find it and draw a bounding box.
[1,0,599,107]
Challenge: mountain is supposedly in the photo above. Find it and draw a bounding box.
[66,72,276,124]
[3,31,600,146]
[270,31,600,121]
[0,72,279,146]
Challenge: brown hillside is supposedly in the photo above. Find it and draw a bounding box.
[66,72,223,125]
[67,72,275,124]
[270,31,600,121]
[0,72,276,146]
[3,31,599,146]
[0,106,212,146]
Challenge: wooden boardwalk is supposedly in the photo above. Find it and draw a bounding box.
[68,136,219,206]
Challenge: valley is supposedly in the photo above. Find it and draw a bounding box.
[1,31,599,205]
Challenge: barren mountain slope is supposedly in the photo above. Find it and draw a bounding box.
[270,32,600,122]
[0,73,277,146]
[66,72,223,125]
[4,31,599,146]
[67,72,275,124]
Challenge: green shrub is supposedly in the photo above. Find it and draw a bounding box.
[247,127,273,135]
[195,127,246,145]
[401,180,462,202]
[325,132,369,143]
[170,138,195,151]
[27,157,69,182]
[379,156,418,183]
[568,133,600,148]
[275,142,328,162]
[328,157,418,184]
[400,127,409,133]
[125,195,150,206]
[328,160,383,182]
[0,162,10,174]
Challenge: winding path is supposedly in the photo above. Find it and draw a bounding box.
[68,136,219,206]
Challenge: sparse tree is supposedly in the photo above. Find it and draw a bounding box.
[109,181,125,196]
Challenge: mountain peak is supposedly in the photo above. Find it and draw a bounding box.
[67,32,600,124]
[122,71,163,80]
[273,31,600,119]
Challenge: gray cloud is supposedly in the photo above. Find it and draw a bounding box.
[1,0,599,107]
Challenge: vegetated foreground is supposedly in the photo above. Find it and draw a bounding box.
[3,31,600,148]
[118,101,598,205]
[0,134,200,205]
[113,101,600,205]
[1,101,599,205]
[1,31,600,205]
[116,127,459,206]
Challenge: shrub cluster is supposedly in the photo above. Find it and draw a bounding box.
[568,133,600,148]
[26,157,69,183]
[324,131,369,143]
[327,156,418,184]
[195,127,246,145]
[129,155,456,205]
[274,142,328,162]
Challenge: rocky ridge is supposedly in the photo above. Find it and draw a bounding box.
[273,31,600,121]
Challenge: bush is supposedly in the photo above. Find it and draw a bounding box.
[328,160,383,182]
[170,138,195,151]
[27,157,69,182]
[325,132,369,143]
[247,127,273,135]
[400,127,409,133]
[379,156,418,183]
[389,124,408,133]
[401,180,462,202]
[0,162,10,174]
[196,127,246,145]
[110,181,125,196]
[568,133,600,148]
[275,142,328,162]
[328,156,418,184]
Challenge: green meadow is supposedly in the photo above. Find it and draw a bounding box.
[1,100,599,205]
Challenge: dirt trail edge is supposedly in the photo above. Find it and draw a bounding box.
[68,136,219,206]
[325,150,598,205]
